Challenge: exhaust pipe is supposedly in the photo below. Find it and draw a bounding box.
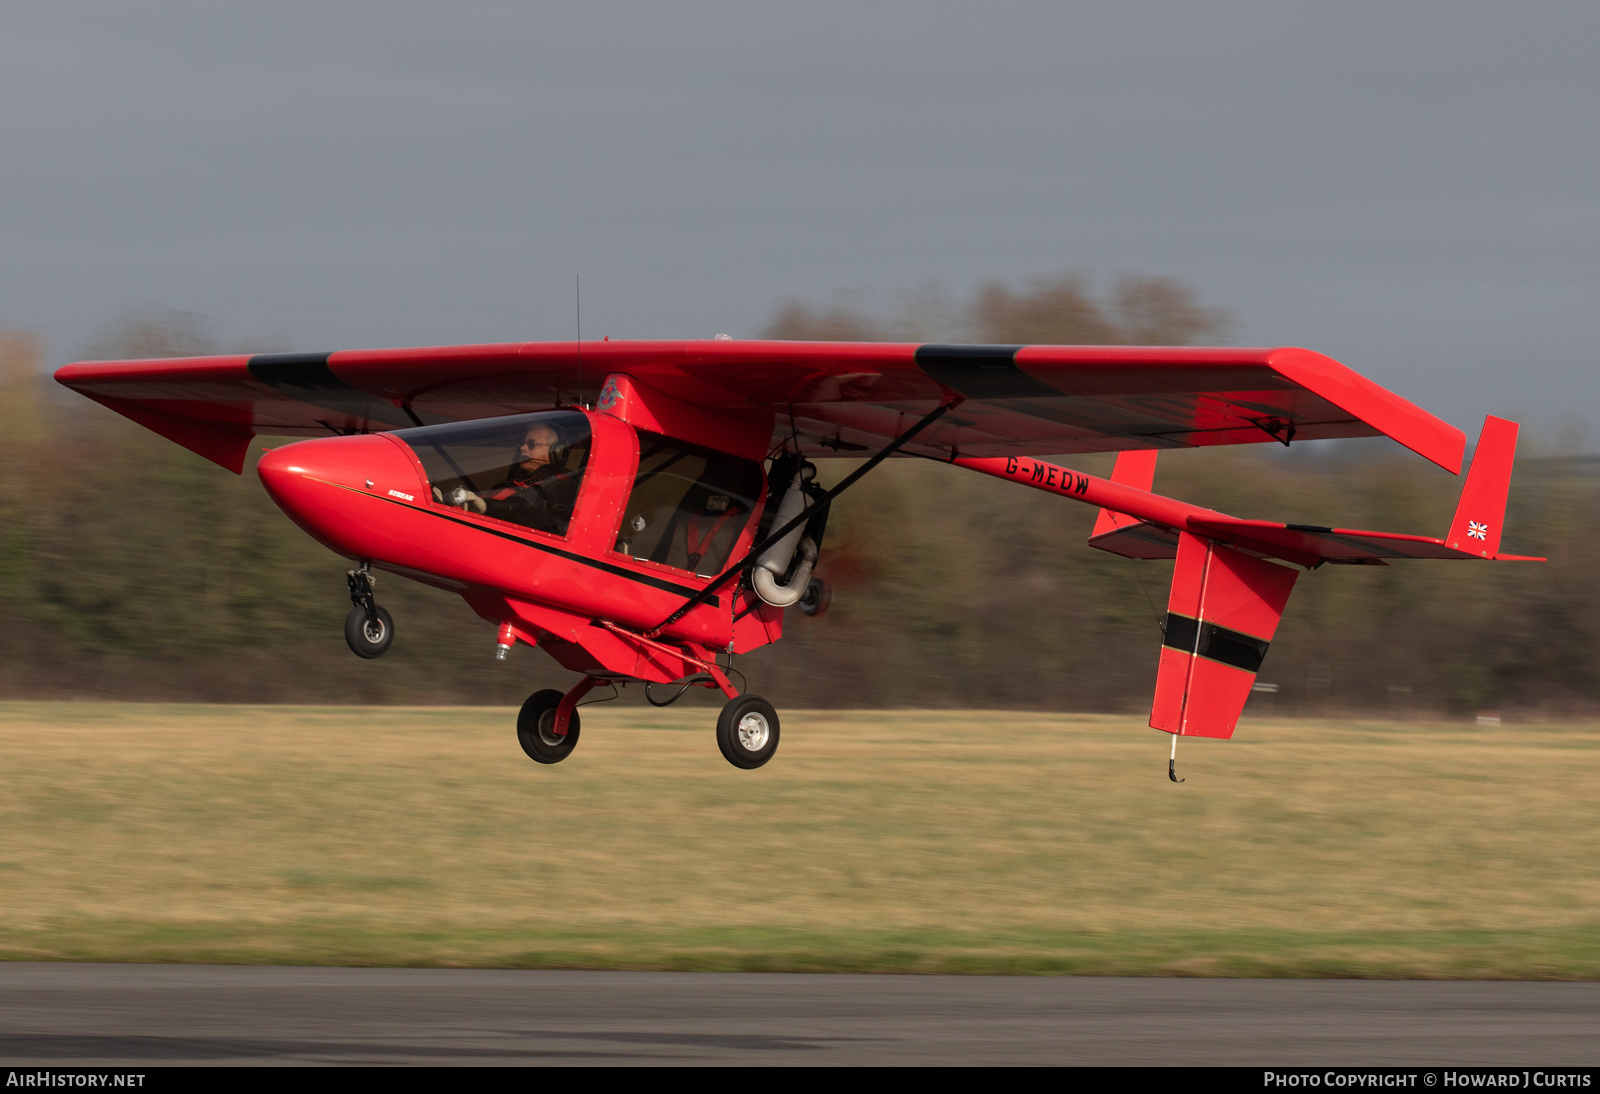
[752,535,818,607]
[752,465,820,607]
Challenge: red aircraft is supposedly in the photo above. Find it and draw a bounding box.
[55,340,1536,777]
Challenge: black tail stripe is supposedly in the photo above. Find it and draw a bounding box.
[1162,612,1270,674]
[1163,612,1199,653]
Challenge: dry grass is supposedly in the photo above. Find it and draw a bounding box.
[1,702,1597,976]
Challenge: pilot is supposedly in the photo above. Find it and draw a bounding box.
[447,421,582,535]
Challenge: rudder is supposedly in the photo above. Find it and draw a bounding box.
[1151,532,1299,738]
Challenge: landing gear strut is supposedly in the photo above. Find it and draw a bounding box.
[344,562,394,658]
[511,666,781,770]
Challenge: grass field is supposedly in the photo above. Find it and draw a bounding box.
[0,702,1597,977]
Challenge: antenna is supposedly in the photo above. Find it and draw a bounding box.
[575,274,583,409]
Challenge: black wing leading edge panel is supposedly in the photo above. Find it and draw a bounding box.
[914,345,1055,399]
[247,353,416,431]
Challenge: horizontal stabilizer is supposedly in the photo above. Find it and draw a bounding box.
[1089,450,1178,559]
[1089,520,1181,559]
[1177,416,1539,565]
[1151,532,1298,739]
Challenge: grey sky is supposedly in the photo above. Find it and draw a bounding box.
[3,2,1596,440]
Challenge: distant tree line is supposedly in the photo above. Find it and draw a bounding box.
[764,273,1231,346]
[0,281,1590,717]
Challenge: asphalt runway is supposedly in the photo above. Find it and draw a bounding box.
[0,965,1597,1066]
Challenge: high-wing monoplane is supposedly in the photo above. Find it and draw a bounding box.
[56,340,1537,775]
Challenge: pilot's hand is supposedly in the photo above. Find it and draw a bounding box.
[446,486,487,513]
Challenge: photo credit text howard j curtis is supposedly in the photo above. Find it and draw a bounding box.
[1263,1073,1592,1088]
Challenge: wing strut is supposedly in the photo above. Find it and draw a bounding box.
[648,398,961,635]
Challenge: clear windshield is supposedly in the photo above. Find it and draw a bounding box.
[616,431,764,576]
[395,411,591,538]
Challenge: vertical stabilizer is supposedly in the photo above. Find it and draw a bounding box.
[1087,449,1178,558]
[1446,416,1519,559]
[1090,449,1158,539]
[1150,532,1298,738]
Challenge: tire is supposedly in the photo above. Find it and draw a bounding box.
[344,605,394,658]
[517,688,580,764]
[715,695,780,769]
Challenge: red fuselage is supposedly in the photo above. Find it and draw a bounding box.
[257,405,784,684]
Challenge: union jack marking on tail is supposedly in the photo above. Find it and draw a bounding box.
[1467,520,1489,540]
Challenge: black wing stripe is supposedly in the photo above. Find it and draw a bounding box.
[249,353,413,430]
[915,344,1060,400]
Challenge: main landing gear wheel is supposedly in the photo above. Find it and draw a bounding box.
[716,695,780,769]
[344,604,394,658]
[517,688,581,764]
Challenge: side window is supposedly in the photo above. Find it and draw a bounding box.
[395,411,591,538]
[616,432,764,576]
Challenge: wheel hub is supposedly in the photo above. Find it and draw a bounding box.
[537,712,566,747]
[736,712,770,751]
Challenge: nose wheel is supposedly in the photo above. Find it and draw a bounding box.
[344,565,394,658]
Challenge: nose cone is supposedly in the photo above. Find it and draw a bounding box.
[258,434,425,557]
[254,442,318,505]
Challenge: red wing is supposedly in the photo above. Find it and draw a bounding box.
[55,339,1463,474]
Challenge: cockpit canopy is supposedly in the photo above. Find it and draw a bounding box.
[396,411,592,538]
